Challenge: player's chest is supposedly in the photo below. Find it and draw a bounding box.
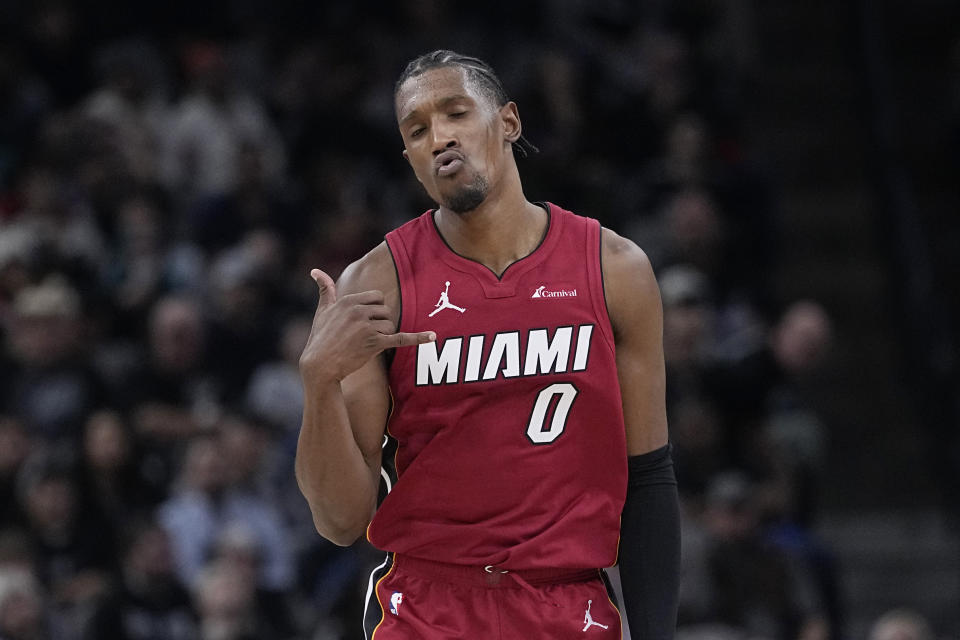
[403,272,602,387]
[408,271,591,334]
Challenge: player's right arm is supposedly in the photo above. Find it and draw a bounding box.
[295,244,435,546]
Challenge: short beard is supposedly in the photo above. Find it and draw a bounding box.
[442,175,489,214]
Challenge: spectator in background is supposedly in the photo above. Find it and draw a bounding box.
[0,528,37,586]
[769,301,833,378]
[77,409,165,531]
[82,518,197,640]
[1,276,105,442]
[242,320,359,625]
[204,231,286,404]
[245,315,310,434]
[660,264,716,373]
[691,471,826,639]
[205,526,299,640]
[99,191,205,337]
[705,299,833,521]
[17,2,91,108]
[242,317,323,548]
[633,110,777,307]
[126,295,215,441]
[0,228,37,319]
[637,112,715,212]
[0,528,53,639]
[626,187,733,326]
[101,192,169,325]
[658,265,722,461]
[0,45,52,190]
[183,139,308,255]
[0,566,50,640]
[160,41,286,217]
[868,609,934,640]
[762,300,834,522]
[81,38,169,188]
[215,413,287,510]
[667,295,842,638]
[88,194,207,485]
[291,149,402,282]
[192,558,285,640]
[157,432,294,594]
[0,417,33,528]
[670,398,726,500]
[0,161,106,278]
[15,450,114,637]
[661,188,727,283]
[103,295,216,500]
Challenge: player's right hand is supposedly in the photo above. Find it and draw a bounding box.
[299,269,435,383]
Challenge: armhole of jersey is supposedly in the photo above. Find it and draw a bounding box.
[384,228,418,401]
[377,387,397,501]
[385,230,416,333]
[586,219,617,354]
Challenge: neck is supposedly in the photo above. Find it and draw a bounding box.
[435,174,546,277]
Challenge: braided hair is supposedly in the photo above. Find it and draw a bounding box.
[395,50,539,158]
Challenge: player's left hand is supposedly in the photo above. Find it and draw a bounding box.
[299,268,435,383]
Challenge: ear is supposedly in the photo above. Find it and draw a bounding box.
[500,101,522,145]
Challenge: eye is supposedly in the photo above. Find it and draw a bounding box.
[409,126,425,138]
[450,111,467,118]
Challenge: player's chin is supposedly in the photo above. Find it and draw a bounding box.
[440,181,488,214]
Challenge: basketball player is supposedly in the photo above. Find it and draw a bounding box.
[296,50,680,639]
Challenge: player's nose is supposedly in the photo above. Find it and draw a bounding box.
[430,121,458,154]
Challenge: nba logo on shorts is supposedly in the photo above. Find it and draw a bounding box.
[390,592,403,615]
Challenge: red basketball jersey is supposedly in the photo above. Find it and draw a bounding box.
[367,203,627,570]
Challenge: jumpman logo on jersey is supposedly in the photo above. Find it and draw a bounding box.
[582,600,609,632]
[428,281,466,317]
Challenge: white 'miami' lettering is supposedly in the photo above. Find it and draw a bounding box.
[573,324,593,371]
[483,332,520,380]
[415,325,594,385]
[416,337,462,385]
[523,327,573,375]
[464,335,485,382]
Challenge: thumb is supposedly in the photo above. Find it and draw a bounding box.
[310,269,337,307]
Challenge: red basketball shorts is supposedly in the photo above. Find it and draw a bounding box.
[363,554,623,639]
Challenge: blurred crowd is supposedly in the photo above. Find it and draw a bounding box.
[0,2,935,640]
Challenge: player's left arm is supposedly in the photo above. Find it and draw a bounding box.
[601,227,680,640]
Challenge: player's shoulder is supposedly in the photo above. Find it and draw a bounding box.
[337,242,398,297]
[599,227,661,332]
[600,227,654,279]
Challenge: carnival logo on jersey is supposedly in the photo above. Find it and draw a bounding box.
[416,324,594,386]
[532,284,578,298]
[428,280,466,317]
[389,592,403,615]
[582,600,609,632]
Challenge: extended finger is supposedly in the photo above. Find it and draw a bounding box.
[310,269,337,307]
[381,331,437,349]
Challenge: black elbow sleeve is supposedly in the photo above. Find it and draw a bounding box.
[619,443,680,640]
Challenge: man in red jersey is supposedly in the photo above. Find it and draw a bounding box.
[295,50,679,639]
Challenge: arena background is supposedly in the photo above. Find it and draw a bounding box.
[0,1,958,638]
